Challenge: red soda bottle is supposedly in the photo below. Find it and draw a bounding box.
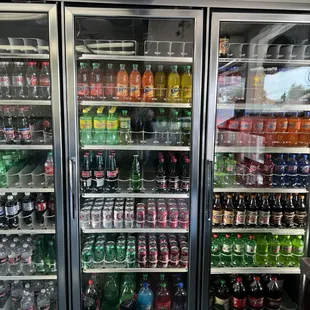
[251,113,264,146]
[155,282,171,310]
[104,63,116,100]
[89,62,104,100]
[77,62,89,101]
[239,113,252,146]
[231,277,247,310]
[259,154,274,187]
[26,61,39,99]
[248,276,264,310]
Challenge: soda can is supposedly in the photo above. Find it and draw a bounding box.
[149,241,157,249]
[138,235,146,242]
[180,241,188,248]
[80,207,91,230]
[127,235,136,243]
[137,248,147,268]
[169,240,178,247]
[148,236,157,243]
[126,248,136,268]
[102,207,113,228]
[106,197,114,202]
[160,241,169,249]
[168,207,179,228]
[179,207,189,229]
[157,202,167,209]
[168,202,177,211]
[180,246,189,268]
[125,206,134,228]
[116,197,124,202]
[91,207,102,228]
[115,201,124,206]
[148,234,156,240]
[138,241,147,250]
[170,246,180,268]
[168,198,177,204]
[178,199,187,204]
[96,235,106,242]
[146,206,156,228]
[158,246,169,268]
[169,234,177,242]
[179,202,188,208]
[148,246,158,268]
[114,206,124,228]
[93,244,105,267]
[126,198,135,203]
[117,235,126,243]
[158,199,166,204]
[105,241,116,263]
[136,202,145,209]
[147,198,156,205]
[157,207,168,228]
[159,234,168,243]
[178,235,187,242]
[81,246,94,269]
[136,206,145,228]
[147,202,156,209]
[127,241,136,250]
[116,241,126,263]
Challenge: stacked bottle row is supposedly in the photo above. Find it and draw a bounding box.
[0,234,57,276]
[215,153,310,188]
[211,233,304,267]
[212,193,307,228]
[1,280,57,310]
[82,273,187,310]
[81,233,188,269]
[80,151,190,193]
[217,112,310,147]
[80,107,191,146]
[210,273,284,310]
[80,197,189,230]
[0,61,51,100]
[78,62,192,103]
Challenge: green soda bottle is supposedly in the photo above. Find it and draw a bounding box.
[267,235,281,266]
[256,235,269,267]
[214,154,225,187]
[131,155,141,193]
[33,239,45,274]
[211,233,221,267]
[93,107,107,144]
[119,278,135,306]
[45,240,57,274]
[220,234,233,267]
[0,158,7,187]
[106,107,119,145]
[181,110,191,146]
[232,234,245,266]
[224,154,236,187]
[279,235,293,267]
[103,274,120,309]
[292,235,304,267]
[80,108,93,145]
[244,235,257,266]
[119,110,132,144]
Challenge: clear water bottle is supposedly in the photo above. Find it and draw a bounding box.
[26,237,35,252]
[46,281,57,310]
[20,243,34,275]
[37,288,51,309]
[20,291,34,310]
[0,243,8,275]
[11,280,23,310]
[32,281,44,303]
[44,151,54,187]
[23,283,34,303]
[8,243,21,275]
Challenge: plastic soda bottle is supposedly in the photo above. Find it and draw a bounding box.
[116,64,128,101]
[287,112,301,146]
[279,235,293,267]
[298,111,310,146]
[214,154,225,187]
[292,235,304,267]
[77,62,89,101]
[273,154,286,187]
[93,107,107,145]
[214,280,229,310]
[239,112,252,146]
[212,195,223,227]
[106,107,119,145]
[119,279,135,305]
[181,110,191,146]
[267,235,281,267]
[103,274,119,309]
[231,277,247,310]
[20,291,34,310]
[33,239,45,274]
[295,194,307,227]
[275,112,288,146]
[142,65,154,102]
[221,234,233,267]
[155,65,166,101]
[171,282,187,310]
[155,282,171,310]
[286,154,298,187]
[256,235,268,266]
[264,276,282,310]
[40,61,51,100]
[11,280,23,310]
[263,113,277,146]
[138,282,154,310]
[80,108,93,145]
[89,62,104,100]
[223,195,234,227]
[105,63,116,100]
[129,64,141,102]
[181,65,192,103]
[244,235,256,266]
[45,240,57,274]
[232,234,245,267]
[298,155,310,187]
[224,154,236,187]
[131,155,141,193]
[119,110,132,144]
[167,65,180,103]
[170,110,181,145]
[0,159,7,187]
[211,233,221,267]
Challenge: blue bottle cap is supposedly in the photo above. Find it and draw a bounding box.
[178,282,184,289]
[143,282,149,288]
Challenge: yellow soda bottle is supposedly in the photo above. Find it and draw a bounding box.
[167,65,180,103]
[181,65,192,103]
[155,65,166,102]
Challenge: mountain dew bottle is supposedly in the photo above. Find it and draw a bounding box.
[279,235,293,267]
[256,235,268,267]
[232,234,244,266]
[292,235,304,267]
[267,235,281,266]
[80,108,93,145]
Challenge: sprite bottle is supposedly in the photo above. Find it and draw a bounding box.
[103,274,120,309]
[119,278,135,306]
[267,235,281,267]
[45,240,57,274]
[256,235,268,267]
[292,235,304,267]
[279,235,293,267]
[214,154,225,187]
[220,234,233,267]
[93,107,107,144]
[33,239,45,274]
[211,233,221,267]
[244,235,257,266]
[232,234,245,267]
[131,155,142,193]
[80,108,93,145]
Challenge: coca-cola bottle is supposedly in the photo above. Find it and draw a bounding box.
[48,193,56,225]
[93,152,104,193]
[22,193,34,226]
[26,61,39,99]
[40,61,51,100]
[231,277,247,310]
[264,276,282,310]
[247,276,264,310]
[155,156,167,192]
[17,107,31,144]
[12,62,25,99]
[106,153,118,193]
[35,193,47,225]
[81,153,92,193]
[270,194,283,227]
[5,195,19,228]
[0,61,11,99]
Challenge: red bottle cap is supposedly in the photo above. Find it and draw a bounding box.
[237,277,243,282]
[237,234,242,239]
[226,234,230,238]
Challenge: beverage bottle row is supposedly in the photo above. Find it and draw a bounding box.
[212,192,307,227]
[215,153,310,188]
[211,233,304,267]
[80,151,190,193]
[0,192,55,228]
[82,273,187,310]
[1,279,57,310]
[82,233,188,270]
[0,235,57,276]
[80,107,191,146]
[0,61,50,100]
[78,62,192,103]
[217,111,310,147]
[211,274,282,310]
[81,197,189,230]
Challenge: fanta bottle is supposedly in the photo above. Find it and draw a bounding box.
[181,65,192,103]
[275,113,288,146]
[239,113,252,146]
[116,64,128,101]
[287,112,301,146]
[263,113,277,147]
[142,65,154,102]
[251,113,264,146]
[298,111,310,147]
[155,65,166,102]
[129,64,141,102]
[167,65,180,103]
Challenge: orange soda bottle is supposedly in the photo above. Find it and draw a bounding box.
[116,64,128,101]
[298,111,310,147]
[275,113,288,146]
[142,65,154,102]
[129,64,141,102]
[287,112,301,146]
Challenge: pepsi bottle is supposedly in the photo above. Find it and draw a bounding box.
[273,154,286,187]
[286,154,298,187]
[298,155,310,187]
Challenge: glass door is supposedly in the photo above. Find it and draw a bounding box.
[0,3,66,310]
[65,7,203,310]
[205,12,310,310]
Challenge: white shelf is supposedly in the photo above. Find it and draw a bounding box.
[0,275,57,280]
[82,192,189,198]
[81,145,190,151]
[79,100,191,109]
[212,228,305,235]
[211,267,300,274]
[82,228,188,234]
[0,227,55,235]
[0,53,49,60]
[216,146,310,154]
[0,100,51,106]
[0,188,54,193]
[217,103,310,112]
[214,188,308,193]
[83,268,187,273]
[79,54,192,63]
[219,58,310,65]
[0,144,53,150]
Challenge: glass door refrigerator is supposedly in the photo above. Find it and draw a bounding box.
[0,3,67,310]
[203,12,310,310]
[64,7,203,310]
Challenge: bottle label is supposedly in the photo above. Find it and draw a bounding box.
[286,165,298,174]
[246,210,258,225]
[232,297,247,309]
[168,176,180,191]
[214,297,229,309]
[81,178,92,188]
[264,297,281,309]
[270,212,282,225]
[223,210,234,225]
[300,165,310,174]
[222,243,232,253]
[33,261,45,271]
[143,86,154,98]
[93,119,106,130]
[248,296,264,308]
[266,120,277,131]
[171,301,187,310]
[21,254,32,265]
[5,205,18,216]
[40,77,50,86]
[219,38,229,55]
[105,82,115,97]
[129,85,140,97]
[156,177,167,190]
[116,84,127,97]
[253,121,264,131]
[90,82,103,97]
[77,83,89,96]
[35,202,47,212]
[168,86,180,98]
[227,120,239,130]
[119,118,131,129]
[80,119,92,130]
[94,170,104,178]
[155,301,171,310]
[258,210,270,225]
[182,86,192,99]
[4,128,15,141]
[180,178,190,191]
[240,120,251,131]
[292,246,304,255]
[106,120,119,130]
[235,211,246,225]
[212,210,223,225]
[234,243,244,253]
[246,244,257,254]
[22,202,34,212]
[282,245,292,254]
[107,170,118,178]
[27,75,37,86]
[274,164,285,174]
[12,75,24,86]
[45,164,54,176]
[269,245,280,255]
[9,255,20,264]
[295,211,307,224]
[18,128,31,140]
[0,75,10,87]
[81,171,91,178]
[283,212,295,224]
[0,257,7,265]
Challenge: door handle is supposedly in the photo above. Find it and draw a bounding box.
[69,157,76,220]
